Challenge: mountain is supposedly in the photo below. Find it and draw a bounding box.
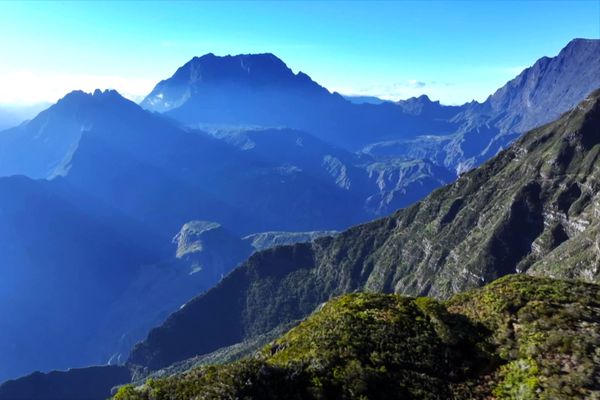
[0,175,160,381]
[141,53,460,150]
[117,275,600,399]
[142,41,600,165]
[0,87,448,381]
[396,94,463,120]
[127,89,600,371]
[139,39,600,207]
[445,38,600,173]
[358,39,600,175]
[0,90,153,179]
[342,95,388,104]
[0,90,380,382]
[478,38,600,135]
[0,89,374,235]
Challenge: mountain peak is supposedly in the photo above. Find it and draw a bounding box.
[565,37,599,48]
[397,94,435,106]
[141,52,327,113]
[481,38,600,134]
[180,52,292,81]
[58,89,127,106]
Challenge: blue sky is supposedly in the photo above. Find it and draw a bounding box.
[0,0,598,105]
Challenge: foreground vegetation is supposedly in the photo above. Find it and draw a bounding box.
[114,275,600,399]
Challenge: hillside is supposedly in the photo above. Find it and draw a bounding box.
[128,89,600,370]
[116,275,600,399]
[0,90,377,381]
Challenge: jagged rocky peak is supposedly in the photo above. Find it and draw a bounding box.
[48,88,140,121]
[56,88,128,106]
[396,94,434,113]
[399,94,434,104]
[396,94,463,119]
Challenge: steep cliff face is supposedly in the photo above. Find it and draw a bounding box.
[128,90,600,371]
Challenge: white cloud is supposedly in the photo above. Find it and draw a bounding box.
[0,71,157,105]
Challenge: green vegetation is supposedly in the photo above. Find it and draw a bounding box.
[114,275,600,399]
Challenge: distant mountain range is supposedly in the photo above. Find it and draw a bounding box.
[0,90,369,381]
[142,39,600,175]
[342,95,388,104]
[141,52,459,150]
[4,87,599,400]
[0,37,598,388]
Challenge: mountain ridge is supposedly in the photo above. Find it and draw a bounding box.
[127,88,600,371]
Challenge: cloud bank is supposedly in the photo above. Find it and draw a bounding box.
[0,71,156,105]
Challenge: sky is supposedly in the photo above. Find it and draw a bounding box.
[0,0,598,106]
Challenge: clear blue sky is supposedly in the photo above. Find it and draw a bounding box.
[0,0,598,105]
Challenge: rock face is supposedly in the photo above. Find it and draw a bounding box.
[0,175,159,382]
[172,221,253,280]
[128,90,600,371]
[118,275,600,400]
[483,38,600,135]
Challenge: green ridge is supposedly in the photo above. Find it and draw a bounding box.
[114,275,600,399]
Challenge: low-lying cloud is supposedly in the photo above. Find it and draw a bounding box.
[0,71,156,105]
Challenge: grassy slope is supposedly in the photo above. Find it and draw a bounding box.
[115,275,600,399]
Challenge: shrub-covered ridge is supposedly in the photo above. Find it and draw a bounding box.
[114,275,600,399]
